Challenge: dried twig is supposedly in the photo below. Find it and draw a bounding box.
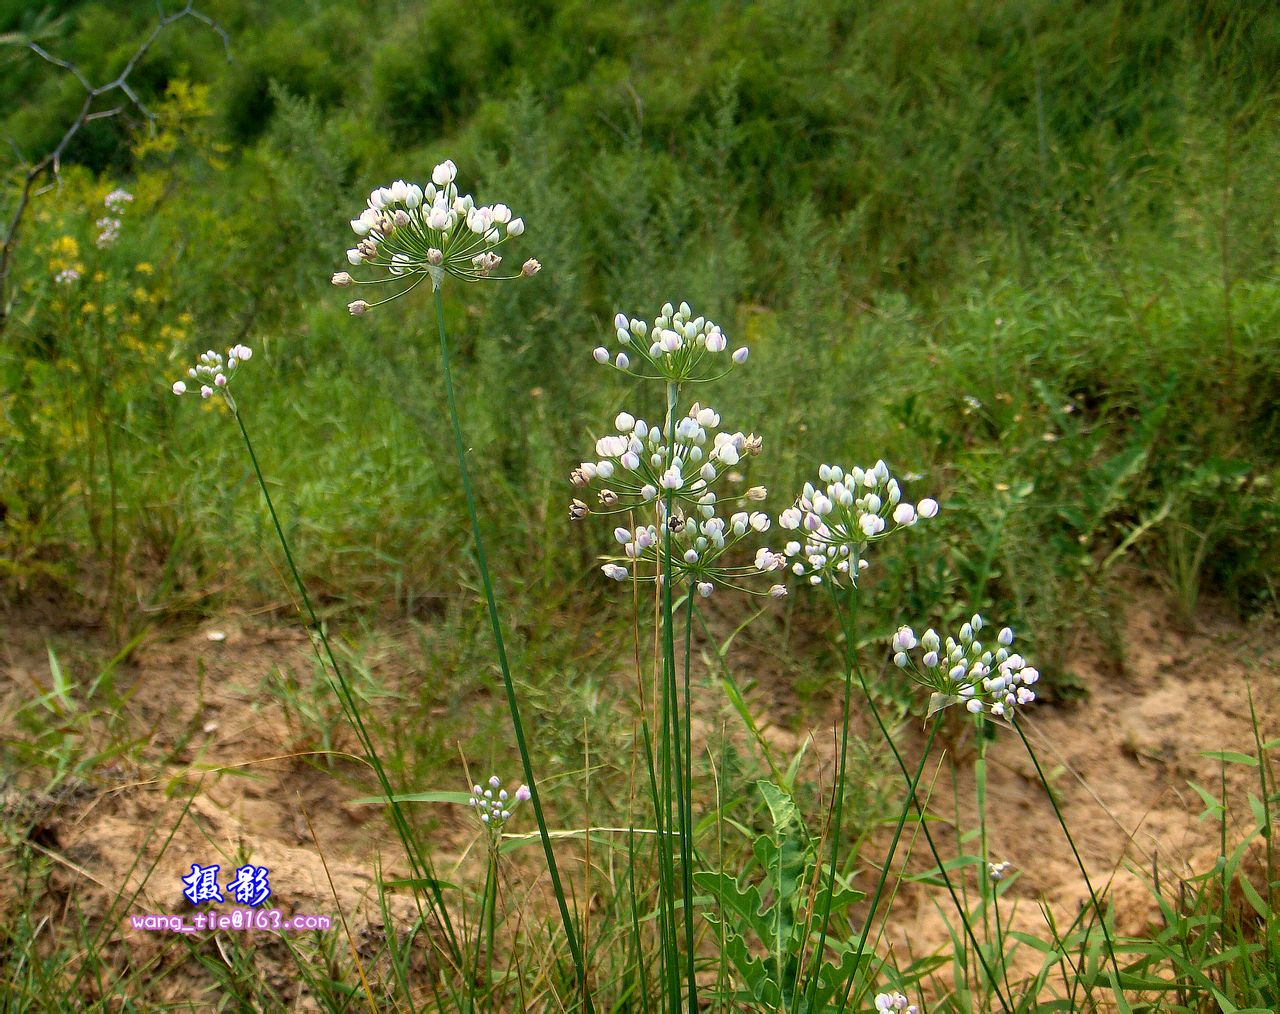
[0,3,230,331]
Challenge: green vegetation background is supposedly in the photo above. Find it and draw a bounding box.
[2,0,1278,686]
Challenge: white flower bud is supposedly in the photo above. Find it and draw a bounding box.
[348,300,370,316]
[917,498,939,518]
[432,159,457,185]
[593,347,609,363]
[171,381,186,396]
[507,217,525,236]
[331,272,353,286]
[998,627,1014,645]
[732,347,749,363]
[697,582,714,598]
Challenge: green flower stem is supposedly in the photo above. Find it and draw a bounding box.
[681,590,698,1011]
[659,379,694,1012]
[840,719,942,1013]
[1014,720,1123,997]
[824,586,1014,1014]
[800,580,863,1012]
[432,287,592,1012]
[231,403,454,1011]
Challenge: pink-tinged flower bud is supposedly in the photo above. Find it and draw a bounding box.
[522,258,541,277]
[432,159,457,185]
[601,563,628,581]
[425,248,443,266]
[214,374,227,387]
[171,381,186,396]
[770,584,787,598]
[200,385,213,398]
[331,272,353,286]
[515,785,531,801]
[893,503,916,526]
[732,347,749,363]
[506,217,524,236]
[427,207,450,231]
[917,498,939,519]
[348,300,370,316]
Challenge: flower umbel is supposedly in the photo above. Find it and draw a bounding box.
[338,160,533,307]
[468,775,531,837]
[571,405,763,515]
[593,302,749,383]
[171,344,253,404]
[892,614,1040,719]
[769,461,938,586]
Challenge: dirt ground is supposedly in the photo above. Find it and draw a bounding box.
[1,588,1276,1007]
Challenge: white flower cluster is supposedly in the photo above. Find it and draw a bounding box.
[468,774,531,833]
[891,615,1040,719]
[95,188,132,248]
[54,268,81,286]
[171,344,253,400]
[570,406,763,515]
[989,860,1013,881]
[592,302,748,383]
[875,992,918,1014]
[770,461,938,586]
[599,507,787,598]
[336,160,538,310]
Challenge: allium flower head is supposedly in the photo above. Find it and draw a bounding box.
[594,302,749,384]
[171,344,253,407]
[892,614,1039,720]
[337,161,534,309]
[54,268,81,286]
[765,461,937,586]
[597,507,784,596]
[467,774,530,837]
[875,993,918,1014]
[571,404,764,516]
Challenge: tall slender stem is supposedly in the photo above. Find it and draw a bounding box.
[838,720,942,1013]
[681,590,698,1010]
[801,580,860,1011]
[432,287,592,1011]
[232,403,453,1010]
[1014,721,1123,995]
[825,587,1014,1014]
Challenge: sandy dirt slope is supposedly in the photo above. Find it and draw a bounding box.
[0,589,1275,1005]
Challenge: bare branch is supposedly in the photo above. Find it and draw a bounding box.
[0,5,230,333]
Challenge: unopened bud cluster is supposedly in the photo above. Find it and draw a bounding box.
[468,774,531,836]
[592,302,748,383]
[571,405,763,515]
[338,160,538,311]
[600,505,786,597]
[171,344,253,401]
[769,461,938,586]
[891,614,1039,719]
